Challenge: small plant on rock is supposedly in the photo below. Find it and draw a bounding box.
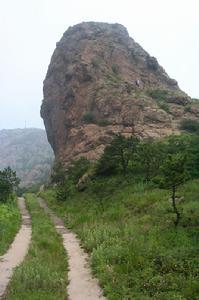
[82,112,95,124]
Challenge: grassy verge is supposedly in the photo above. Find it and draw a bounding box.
[40,178,199,300]
[5,194,68,300]
[0,198,21,255]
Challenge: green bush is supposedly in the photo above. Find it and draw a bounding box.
[56,180,75,201]
[68,157,91,184]
[91,58,101,68]
[112,64,120,75]
[54,158,91,201]
[158,101,170,113]
[148,90,169,100]
[180,119,199,134]
[82,112,95,124]
[147,90,171,112]
[0,167,20,202]
[97,119,112,126]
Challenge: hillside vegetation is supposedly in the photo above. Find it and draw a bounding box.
[41,179,198,300]
[0,128,54,187]
[40,133,199,300]
[0,199,21,255]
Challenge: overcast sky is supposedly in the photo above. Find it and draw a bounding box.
[0,0,198,129]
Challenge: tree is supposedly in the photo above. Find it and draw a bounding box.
[96,134,139,176]
[67,157,90,184]
[0,167,20,202]
[157,154,188,227]
[51,161,66,185]
[138,139,165,181]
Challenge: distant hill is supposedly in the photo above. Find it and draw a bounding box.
[0,128,54,187]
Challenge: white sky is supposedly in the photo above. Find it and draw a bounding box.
[0,0,198,129]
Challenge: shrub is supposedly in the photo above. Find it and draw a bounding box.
[97,119,112,126]
[158,101,170,113]
[112,64,120,75]
[148,90,168,101]
[82,112,95,124]
[51,161,66,185]
[180,119,199,134]
[91,58,101,68]
[68,157,91,184]
[56,180,75,201]
[148,90,170,112]
[0,167,20,202]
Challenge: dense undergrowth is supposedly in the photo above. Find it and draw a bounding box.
[40,177,199,300]
[6,194,68,300]
[0,198,21,255]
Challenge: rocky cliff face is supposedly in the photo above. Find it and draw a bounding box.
[41,22,199,165]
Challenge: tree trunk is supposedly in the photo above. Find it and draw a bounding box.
[172,185,180,227]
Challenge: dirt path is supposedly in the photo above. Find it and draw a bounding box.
[38,197,106,300]
[0,198,32,299]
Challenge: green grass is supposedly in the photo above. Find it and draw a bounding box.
[0,198,21,255]
[5,194,68,300]
[40,178,199,300]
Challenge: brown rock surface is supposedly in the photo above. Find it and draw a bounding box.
[41,22,198,165]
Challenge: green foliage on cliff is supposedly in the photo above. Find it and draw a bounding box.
[82,112,95,123]
[180,119,199,134]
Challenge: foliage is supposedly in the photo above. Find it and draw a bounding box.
[40,178,199,300]
[82,112,95,123]
[51,161,66,185]
[158,101,170,113]
[148,89,169,101]
[186,135,199,178]
[111,64,120,75]
[91,58,102,68]
[165,134,199,179]
[180,119,199,134]
[67,157,91,184]
[97,119,112,126]
[137,139,165,181]
[52,158,90,201]
[0,167,20,202]
[5,194,68,299]
[39,132,199,298]
[0,199,21,255]
[154,153,189,226]
[95,134,140,176]
[148,89,170,112]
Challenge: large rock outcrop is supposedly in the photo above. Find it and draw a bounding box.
[41,22,198,165]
